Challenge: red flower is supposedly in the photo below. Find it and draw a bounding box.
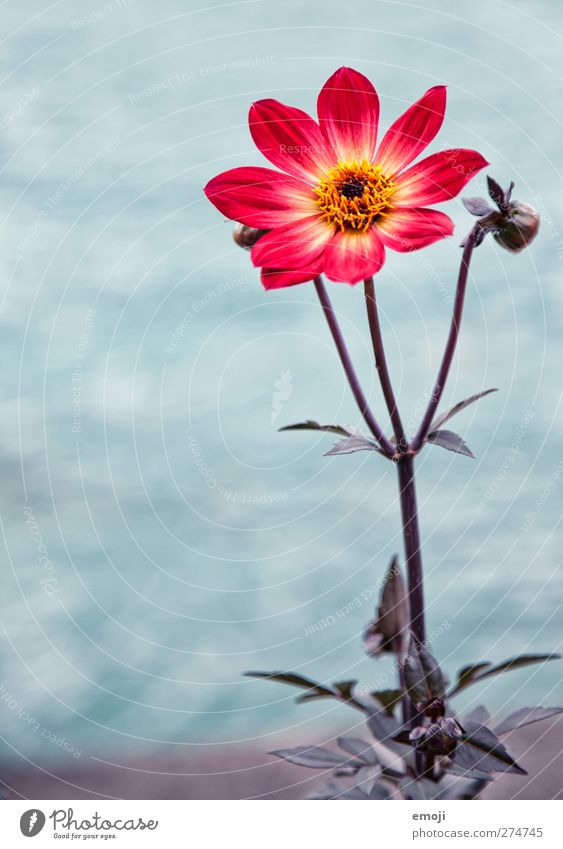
[204,68,488,289]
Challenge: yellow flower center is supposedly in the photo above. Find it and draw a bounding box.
[314,160,395,232]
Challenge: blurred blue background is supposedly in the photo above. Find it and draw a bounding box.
[0,0,561,781]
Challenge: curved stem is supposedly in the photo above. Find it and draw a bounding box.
[364,277,407,451]
[314,276,394,457]
[411,226,480,452]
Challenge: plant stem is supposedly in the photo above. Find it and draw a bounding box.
[411,225,480,452]
[364,277,407,451]
[314,276,394,457]
[396,453,425,645]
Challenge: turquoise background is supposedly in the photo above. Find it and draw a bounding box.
[0,0,561,767]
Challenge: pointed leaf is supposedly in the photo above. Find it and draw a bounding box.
[325,434,380,456]
[427,428,474,458]
[440,775,490,800]
[333,680,358,701]
[400,777,441,800]
[364,556,409,657]
[369,782,392,799]
[445,762,494,782]
[404,637,446,704]
[451,662,492,697]
[463,197,492,217]
[455,722,527,775]
[464,705,491,725]
[371,689,404,717]
[487,176,506,209]
[367,706,409,757]
[495,706,563,736]
[270,746,350,769]
[279,420,351,436]
[448,653,561,697]
[337,787,370,799]
[244,671,334,698]
[337,737,378,766]
[429,388,498,433]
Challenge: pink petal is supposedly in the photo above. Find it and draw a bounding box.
[251,215,334,270]
[249,99,335,183]
[394,149,489,206]
[204,166,317,227]
[376,207,454,252]
[323,228,386,284]
[261,267,321,290]
[376,86,447,177]
[317,67,379,163]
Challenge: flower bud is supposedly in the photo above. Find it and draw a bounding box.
[462,179,540,253]
[493,201,540,253]
[232,223,267,250]
[409,716,463,756]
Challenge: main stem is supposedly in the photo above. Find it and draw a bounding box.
[397,453,425,645]
[314,277,394,457]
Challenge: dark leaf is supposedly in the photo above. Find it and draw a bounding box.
[404,637,446,705]
[445,762,494,782]
[429,388,498,432]
[440,774,490,800]
[367,706,409,756]
[400,777,440,800]
[270,746,350,769]
[295,690,339,704]
[337,787,370,800]
[244,670,334,698]
[451,662,492,696]
[308,780,344,800]
[279,420,351,437]
[448,653,561,697]
[455,722,527,775]
[333,680,358,701]
[364,556,409,657]
[463,197,492,217]
[369,782,393,799]
[371,689,404,717]
[325,434,380,456]
[464,705,491,725]
[487,176,506,209]
[337,736,378,766]
[495,706,563,735]
[426,429,474,458]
